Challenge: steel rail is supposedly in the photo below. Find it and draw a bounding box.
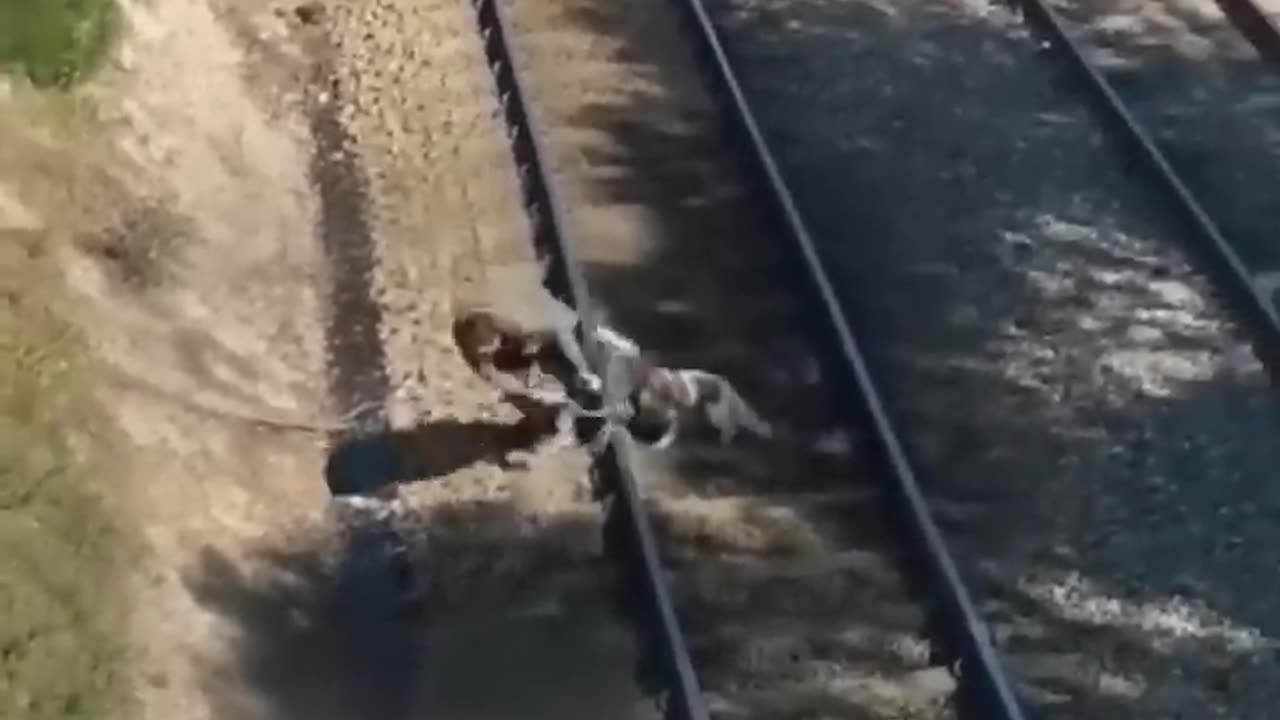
[1212,0,1280,66]
[665,1,1031,718]
[469,1,710,719]
[1005,0,1280,372]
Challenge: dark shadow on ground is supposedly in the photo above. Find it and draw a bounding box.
[184,492,952,720]
[184,495,688,720]
[184,536,417,720]
[325,416,559,494]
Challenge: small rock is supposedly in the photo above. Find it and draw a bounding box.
[0,183,43,232]
[1125,324,1164,344]
[145,670,169,689]
[812,428,852,457]
[385,396,420,431]
[902,666,957,698]
[115,44,136,72]
[294,1,325,24]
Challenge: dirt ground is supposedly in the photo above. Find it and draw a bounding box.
[46,0,334,716]
[1,0,661,717]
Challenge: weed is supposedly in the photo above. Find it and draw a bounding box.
[77,202,195,292]
[0,89,128,719]
[0,0,120,88]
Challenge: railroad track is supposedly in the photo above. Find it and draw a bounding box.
[470,0,1025,718]
[308,0,1280,716]
[472,1,709,715]
[1213,0,1280,64]
[1002,0,1280,373]
[692,0,1280,717]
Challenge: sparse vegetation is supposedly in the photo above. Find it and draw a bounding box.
[0,0,120,88]
[77,203,195,292]
[0,232,125,720]
[0,83,127,720]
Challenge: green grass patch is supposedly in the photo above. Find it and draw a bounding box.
[0,231,127,720]
[0,0,120,88]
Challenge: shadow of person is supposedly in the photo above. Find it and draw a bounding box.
[325,412,570,496]
[185,541,420,720]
